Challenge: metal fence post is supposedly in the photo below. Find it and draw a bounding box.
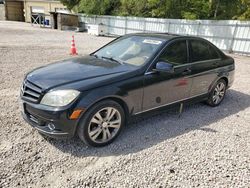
[39,14,41,27]
[229,23,238,53]
[94,15,97,24]
[143,18,147,32]
[168,22,171,33]
[107,16,111,35]
[124,17,128,35]
[164,20,168,32]
[197,22,201,36]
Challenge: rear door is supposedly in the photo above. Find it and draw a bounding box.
[142,39,193,111]
[189,39,221,96]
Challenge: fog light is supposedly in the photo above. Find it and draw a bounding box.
[48,123,55,131]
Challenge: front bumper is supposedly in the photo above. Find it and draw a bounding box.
[21,101,79,139]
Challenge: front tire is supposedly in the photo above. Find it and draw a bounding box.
[77,100,125,147]
[206,79,227,107]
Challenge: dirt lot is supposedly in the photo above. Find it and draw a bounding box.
[0,21,250,188]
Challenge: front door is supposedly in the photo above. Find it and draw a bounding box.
[142,40,193,111]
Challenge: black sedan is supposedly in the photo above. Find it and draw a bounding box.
[20,33,235,147]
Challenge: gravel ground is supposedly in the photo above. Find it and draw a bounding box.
[0,21,250,188]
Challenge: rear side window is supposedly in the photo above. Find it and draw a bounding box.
[190,40,220,62]
[208,44,220,59]
[159,40,188,65]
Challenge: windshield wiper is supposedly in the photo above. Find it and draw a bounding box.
[101,56,124,65]
[90,54,99,58]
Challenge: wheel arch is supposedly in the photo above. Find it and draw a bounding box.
[96,96,130,116]
[209,76,229,93]
[76,95,129,124]
[220,76,229,87]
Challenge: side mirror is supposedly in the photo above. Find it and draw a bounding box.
[154,61,174,73]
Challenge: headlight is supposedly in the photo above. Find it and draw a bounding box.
[40,90,80,107]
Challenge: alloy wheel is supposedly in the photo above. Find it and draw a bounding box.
[88,107,121,144]
[212,82,226,104]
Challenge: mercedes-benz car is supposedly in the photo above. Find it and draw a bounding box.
[20,33,235,147]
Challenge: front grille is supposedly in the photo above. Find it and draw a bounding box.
[21,80,42,103]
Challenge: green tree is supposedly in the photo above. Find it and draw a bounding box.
[147,0,182,18]
[237,0,250,19]
[60,0,80,10]
[181,0,210,19]
[209,0,244,20]
[78,0,120,15]
[74,0,250,20]
[119,0,150,17]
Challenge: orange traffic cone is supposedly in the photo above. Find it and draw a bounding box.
[70,35,78,55]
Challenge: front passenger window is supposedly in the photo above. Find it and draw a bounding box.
[159,40,188,65]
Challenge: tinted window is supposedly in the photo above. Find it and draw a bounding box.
[190,40,211,62]
[191,40,220,62]
[208,44,220,59]
[159,40,188,65]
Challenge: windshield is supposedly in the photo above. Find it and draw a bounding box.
[94,36,166,66]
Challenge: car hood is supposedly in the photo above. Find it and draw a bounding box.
[26,55,136,90]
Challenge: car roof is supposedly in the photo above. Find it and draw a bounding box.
[126,33,203,41]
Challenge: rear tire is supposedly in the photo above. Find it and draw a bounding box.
[206,79,227,107]
[77,100,125,147]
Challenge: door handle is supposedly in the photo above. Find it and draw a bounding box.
[182,68,191,75]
